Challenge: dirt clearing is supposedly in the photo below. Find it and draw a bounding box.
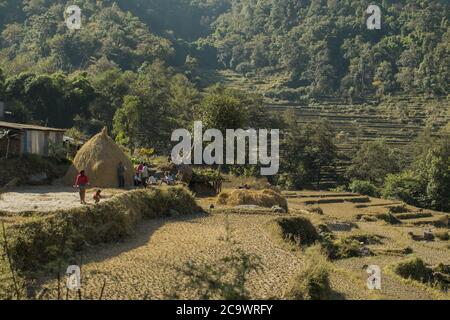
[0,185,126,213]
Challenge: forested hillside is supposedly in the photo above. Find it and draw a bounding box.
[210,0,449,99]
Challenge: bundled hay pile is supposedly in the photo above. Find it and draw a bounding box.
[217,189,288,212]
[64,128,133,188]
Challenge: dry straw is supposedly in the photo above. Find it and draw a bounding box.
[64,128,133,188]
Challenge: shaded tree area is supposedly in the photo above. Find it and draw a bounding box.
[277,109,338,189]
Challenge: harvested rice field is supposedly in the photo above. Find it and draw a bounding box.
[1,188,450,300]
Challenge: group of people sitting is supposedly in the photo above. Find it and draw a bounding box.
[133,162,176,188]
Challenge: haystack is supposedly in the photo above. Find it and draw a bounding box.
[217,189,288,212]
[64,128,133,188]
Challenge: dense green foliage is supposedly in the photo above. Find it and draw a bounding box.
[210,0,450,98]
[346,140,403,185]
[381,128,450,211]
[278,109,337,188]
[349,180,380,197]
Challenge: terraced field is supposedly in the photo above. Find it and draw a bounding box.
[202,69,450,187]
[32,190,450,300]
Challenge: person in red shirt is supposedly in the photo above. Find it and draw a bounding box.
[74,170,90,205]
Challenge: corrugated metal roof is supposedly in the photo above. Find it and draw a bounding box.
[0,121,66,132]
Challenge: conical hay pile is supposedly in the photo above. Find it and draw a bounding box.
[64,128,133,188]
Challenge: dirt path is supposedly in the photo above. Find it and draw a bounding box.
[0,186,125,213]
[40,213,303,300]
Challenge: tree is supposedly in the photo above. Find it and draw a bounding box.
[0,68,4,99]
[196,92,247,132]
[373,61,397,96]
[113,95,140,153]
[415,142,450,211]
[279,110,337,189]
[382,171,424,207]
[346,140,402,186]
[4,72,96,128]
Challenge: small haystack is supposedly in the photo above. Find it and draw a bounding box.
[64,128,133,188]
[217,189,288,212]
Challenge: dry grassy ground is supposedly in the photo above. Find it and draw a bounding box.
[38,213,304,300]
[0,185,126,213]
[2,187,449,300]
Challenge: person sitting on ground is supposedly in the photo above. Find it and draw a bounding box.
[135,163,143,186]
[167,173,175,186]
[148,175,158,186]
[162,172,175,186]
[134,173,141,187]
[93,190,102,204]
[74,170,89,205]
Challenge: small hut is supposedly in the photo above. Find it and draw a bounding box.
[64,128,133,188]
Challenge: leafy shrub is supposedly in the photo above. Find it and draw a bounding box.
[349,180,379,197]
[388,205,410,214]
[330,185,347,192]
[0,155,70,187]
[273,217,319,247]
[275,173,297,191]
[286,246,332,300]
[394,257,433,283]
[319,232,374,260]
[382,171,424,207]
[179,246,262,300]
[191,168,224,184]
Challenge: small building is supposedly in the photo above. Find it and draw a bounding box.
[0,121,66,158]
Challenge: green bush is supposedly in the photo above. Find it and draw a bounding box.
[319,232,375,260]
[349,180,379,197]
[191,168,224,184]
[388,205,410,214]
[382,171,424,207]
[394,257,433,283]
[5,187,201,273]
[0,155,70,187]
[275,217,319,247]
[321,237,365,260]
[286,246,332,300]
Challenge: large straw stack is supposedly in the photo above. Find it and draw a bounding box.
[64,128,133,188]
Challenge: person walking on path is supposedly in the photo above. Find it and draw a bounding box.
[74,170,89,205]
